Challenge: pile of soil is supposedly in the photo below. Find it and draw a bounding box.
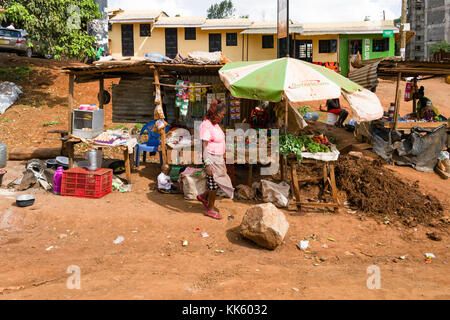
[335,156,444,227]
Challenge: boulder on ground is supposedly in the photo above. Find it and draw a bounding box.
[236,184,255,200]
[240,203,289,250]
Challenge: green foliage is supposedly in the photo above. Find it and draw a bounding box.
[1,0,101,60]
[0,66,35,81]
[43,121,59,127]
[207,0,236,19]
[430,41,450,55]
[297,105,312,116]
[108,124,129,131]
[134,123,144,131]
[280,134,331,164]
[239,15,249,19]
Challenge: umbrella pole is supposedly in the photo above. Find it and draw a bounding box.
[283,97,289,183]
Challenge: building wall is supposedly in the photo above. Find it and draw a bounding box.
[340,34,396,76]
[407,0,450,61]
[109,24,247,61]
[246,34,278,61]
[294,34,339,63]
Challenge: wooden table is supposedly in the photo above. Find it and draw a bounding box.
[288,158,342,213]
[383,121,449,130]
[67,137,134,184]
[166,145,277,187]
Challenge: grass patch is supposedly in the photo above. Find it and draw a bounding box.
[0,66,35,82]
[108,124,130,131]
[1,117,9,123]
[43,121,59,127]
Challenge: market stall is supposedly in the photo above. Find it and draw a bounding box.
[218,57,384,211]
[376,60,450,130]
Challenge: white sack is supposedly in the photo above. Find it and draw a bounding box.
[0,82,22,115]
[261,180,290,208]
[342,88,384,122]
[187,51,221,64]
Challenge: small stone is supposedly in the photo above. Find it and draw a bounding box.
[59,234,67,239]
[292,288,299,292]
[313,263,320,266]
[426,232,442,241]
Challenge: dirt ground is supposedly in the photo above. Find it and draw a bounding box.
[0,54,449,300]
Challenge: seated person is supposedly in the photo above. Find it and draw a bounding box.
[157,164,178,194]
[416,86,445,121]
[323,98,349,128]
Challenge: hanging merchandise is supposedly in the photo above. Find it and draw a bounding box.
[229,96,241,121]
[195,83,202,102]
[189,83,196,102]
[216,92,226,103]
[405,82,412,101]
[175,80,190,117]
[207,93,215,111]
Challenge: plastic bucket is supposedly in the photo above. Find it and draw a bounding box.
[0,169,6,187]
[326,113,338,125]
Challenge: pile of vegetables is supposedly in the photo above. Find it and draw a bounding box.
[280,133,332,164]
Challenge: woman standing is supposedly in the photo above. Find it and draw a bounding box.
[197,100,234,220]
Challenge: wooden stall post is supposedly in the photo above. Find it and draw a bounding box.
[123,147,132,184]
[290,162,302,212]
[283,97,289,182]
[412,76,418,114]
[68,74,74,133]
[393,72,402,130]
[99,76,104,109]
[154,67,167,165]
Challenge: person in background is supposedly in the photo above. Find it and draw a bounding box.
[6,23,15,29]
[197,100,234,220]
[157,164,178,194]
[322,98,349,128]
[416,86,443,121]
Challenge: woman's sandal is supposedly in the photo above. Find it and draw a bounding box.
[205,210,222,220]
[197,195,209,209]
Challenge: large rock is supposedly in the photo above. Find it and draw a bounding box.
[240,203,289,250]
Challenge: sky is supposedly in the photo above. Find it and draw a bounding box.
[108,0,402,23]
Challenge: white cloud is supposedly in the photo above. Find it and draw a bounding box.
[108,0,402,22]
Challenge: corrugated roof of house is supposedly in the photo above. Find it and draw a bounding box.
[201,18,252,30]
[109,10,168,23]
[154,17,206,27]
[300,20,398,35]
[241,21,302,34]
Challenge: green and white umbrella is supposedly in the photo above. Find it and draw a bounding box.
[219,57,383,122]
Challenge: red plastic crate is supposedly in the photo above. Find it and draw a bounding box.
[61,167,113,199]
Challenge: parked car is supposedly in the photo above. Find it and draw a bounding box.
[0,27,52,58]
[0,27,32,57]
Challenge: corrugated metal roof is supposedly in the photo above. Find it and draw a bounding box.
[348,61,382,89]
[201,18,252,30]
[110,10,168,23]
[241,21,302,34]
[241,27,303,34]
[154,17,206,27]
[301,20,398,35]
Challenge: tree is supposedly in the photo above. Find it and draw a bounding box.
[239,14,249,19]
[207,0,236,19]
[430,41,450,55]
[0,0,102,60]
